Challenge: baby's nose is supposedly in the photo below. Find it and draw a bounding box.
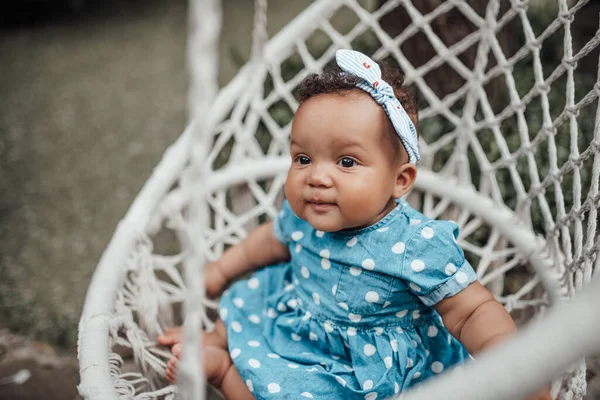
[307,167,333,187]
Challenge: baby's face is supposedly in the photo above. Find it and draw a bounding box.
[285,91,404,232]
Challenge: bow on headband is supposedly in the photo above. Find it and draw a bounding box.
[336,49,420,163]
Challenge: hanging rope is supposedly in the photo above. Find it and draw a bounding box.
[177,0,222,398]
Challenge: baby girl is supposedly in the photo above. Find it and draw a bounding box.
[159,50,551,399]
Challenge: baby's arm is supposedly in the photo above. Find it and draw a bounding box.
[434,282,552,399]
[434,282,516,353]
[207,221,290,296]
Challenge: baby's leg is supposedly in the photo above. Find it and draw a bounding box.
[167,346,254,400]
[165,319,228,381]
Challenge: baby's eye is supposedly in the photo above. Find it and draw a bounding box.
[295,155,311,165]
[338,157,357,168]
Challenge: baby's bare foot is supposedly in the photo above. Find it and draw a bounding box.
[157,326,182,347]
[165,345,232,387]
[158,320,228,351]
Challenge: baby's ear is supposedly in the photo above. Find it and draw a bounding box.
[393,163,417,198]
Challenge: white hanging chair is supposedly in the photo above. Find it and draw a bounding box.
[77,0,600,399]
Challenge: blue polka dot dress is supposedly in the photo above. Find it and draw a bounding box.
[219,199,478,399]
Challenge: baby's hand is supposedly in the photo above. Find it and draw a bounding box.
[205,261,228,299]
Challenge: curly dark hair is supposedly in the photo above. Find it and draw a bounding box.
[297,63,419,131]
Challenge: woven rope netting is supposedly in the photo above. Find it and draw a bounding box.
[78,0,600,399]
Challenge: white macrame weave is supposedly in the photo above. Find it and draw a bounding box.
[78,0,600,399]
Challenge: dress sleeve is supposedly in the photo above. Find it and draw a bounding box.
[272,199,293,244]
[401,220,478,306]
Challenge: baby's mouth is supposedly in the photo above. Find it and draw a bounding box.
[307,199,336,212]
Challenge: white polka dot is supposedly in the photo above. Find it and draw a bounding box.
[315,230,324,237]
[392,242,405,254]
[309,332,318,341]
[343,365,354,372]
[267,308,277,318]
[336,376,347,386]
[396,309,408,318]
[248,359,261,368]
[291,231,304,241]
[347,327,357,336]
[231,321,242,333]
[364,380,374,390]
[428,325,439,337]
[365,393,378,400]
[300,266,310,279]
[348,313,362,322]
[246,379,254,392]
[301,392,314,398]
[362,259,375,270]
[284,283,295,292]
[231,348,241,359]
[303,311,312,321]
[413,310,420,319]
[248,314,260,324]
[383,301,391,308]
[390,339,398,352]
[421,226,435,239]
[377,227,389,232]
[410,219,421,225]
[346,237,358,247]
[394,382,400,393]
[426,349,430,357]
[406,358,413,368]
[413,371,421,379]
[295,243,302,253]
[365,291,380,303]
[312,293,320,305]
[411,259,425,272]
[363,344,377,356]
[248,340,260,347]
[338,302,349,311]
[432,361,444,373]
[324,320,334,333]
[291,333,302,341]
[374,327,384,335]
[332,284,337,295]
[306,367,318,372]
[267,383,281,393]
[233,298,244,308]
[350,266,362,276]
[247,278,260,289]
[321,258,331,270]
[445,263,457,275]
[448,333,452,345]
[277,302,287,312]
[455,270,469,284]
[288,363,300,369]
[287,299,298,308]
[412,340,418,348]
[319,249,330,258]
[294,277,299,285]
[219,308,228,320]
[395,327,404,334]
[384,356,393,368]
[332,355,340,360]
[409,283,421,292]
[267,353,279,358]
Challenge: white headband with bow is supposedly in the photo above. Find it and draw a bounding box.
[336,49,420,163]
